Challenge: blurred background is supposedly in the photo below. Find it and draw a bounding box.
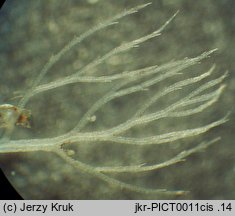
[0,0,234,199]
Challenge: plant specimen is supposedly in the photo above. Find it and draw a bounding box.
[0,3,228,197]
